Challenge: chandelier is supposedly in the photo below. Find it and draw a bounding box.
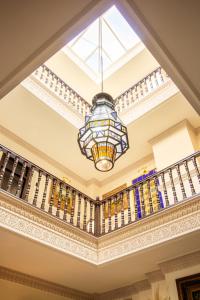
[77,19,129,172]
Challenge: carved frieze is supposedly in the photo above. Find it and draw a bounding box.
[0,191,199,265]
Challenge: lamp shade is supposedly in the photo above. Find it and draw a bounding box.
[78,93,129,172]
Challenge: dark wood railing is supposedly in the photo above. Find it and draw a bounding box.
[99,151,200,234]
[0,144,96,235]
[0,144,199,236]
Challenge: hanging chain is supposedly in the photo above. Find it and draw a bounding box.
[99,17,104,92]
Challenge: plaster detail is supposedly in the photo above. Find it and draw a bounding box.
[0,191,199,265]
[1,252,199,300]
[0,191,96,248]
[0,266,93,300]
[98,210,200,263]
[98,196,200,248]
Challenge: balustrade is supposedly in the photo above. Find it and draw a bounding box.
[32,65,169,118]
[0,144,199,236]
[33,65,91,117]
[0,145,95,235]
[100,151,200,234]
[115,67,169,113]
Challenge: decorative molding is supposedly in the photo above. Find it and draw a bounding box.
[159,250,200,274]
[196,126,200,135]
[0,252,200,300]
[0,191,97,264]
[94,252,200,299]
[0,190,96,248]
[98,196,200,248]
[0,266,93,300]
[95,284,137,300]
[120,78,179,126]
[98,197,200,263]
[0,191,199,265]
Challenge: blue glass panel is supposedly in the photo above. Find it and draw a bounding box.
[132,169,164,214]
[135,187,141,218]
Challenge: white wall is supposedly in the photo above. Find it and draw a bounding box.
[150,120,199,171]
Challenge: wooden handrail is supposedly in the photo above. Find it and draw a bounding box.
[0,144,199,236]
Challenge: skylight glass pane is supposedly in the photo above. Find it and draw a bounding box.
[81,19,99,48]
[64,5,144,82]
[102,20,125,61]
[103,6,140,50]
[86,49,111,74]
[72,37,96,60]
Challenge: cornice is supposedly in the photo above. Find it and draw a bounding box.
[98,196,200,263]
[0,191,199,265]
[0,266,93,300]
[98,195,200,248]
[134,279,151,292]
[95,252,200,299]
[0,191,98,264]
[95,285,137,300]
[0,190,97,248]
[0,252,199,300]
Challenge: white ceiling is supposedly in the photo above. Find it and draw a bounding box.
[0,227,199,293]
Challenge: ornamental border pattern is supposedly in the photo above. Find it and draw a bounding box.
[98,196,200,248]
[0,206,97,264]
[0,266,93,300]
[0,192,97,264]
[98,210,200,263]
[0,191,199,265]
[0,191,97,248]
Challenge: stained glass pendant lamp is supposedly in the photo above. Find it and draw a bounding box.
[77,19,129,172]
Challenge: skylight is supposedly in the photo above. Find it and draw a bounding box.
[62,6,144,83]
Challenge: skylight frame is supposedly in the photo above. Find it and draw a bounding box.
[62,5,145,83]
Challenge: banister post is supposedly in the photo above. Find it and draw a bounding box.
[94,197,101,237]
